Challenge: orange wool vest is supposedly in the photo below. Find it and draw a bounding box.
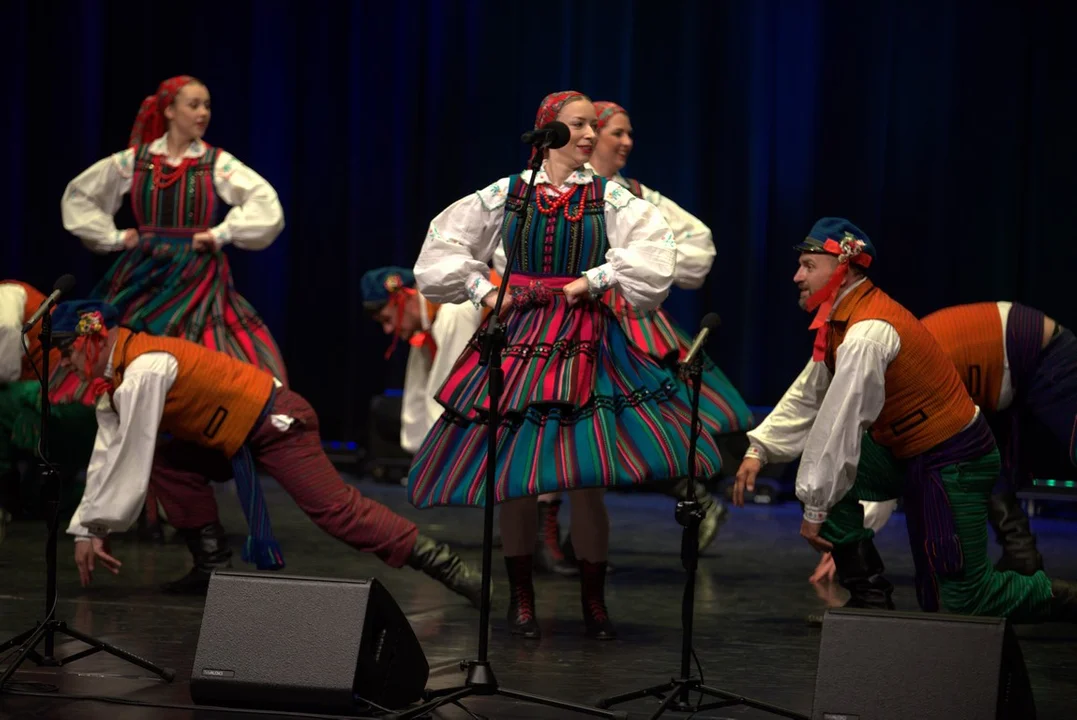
[1,280,60,381]
[111,329,276,457]
[920,303,1006,413]
[824,280,976,458]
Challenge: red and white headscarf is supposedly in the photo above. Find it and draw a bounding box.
[128,75,197,148]
[530,90,588,162]
[594,101,628,131]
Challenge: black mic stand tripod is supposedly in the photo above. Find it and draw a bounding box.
[595,329,809,720]
[0,303,175,689]
[388,138,625,720]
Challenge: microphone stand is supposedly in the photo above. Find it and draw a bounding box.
[0,307,175,688]
[596,336,809,720]
[388,150,624,720]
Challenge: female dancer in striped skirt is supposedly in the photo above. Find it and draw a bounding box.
[541,101,757,567]
[407,91,726,640]
[58,75,287,593]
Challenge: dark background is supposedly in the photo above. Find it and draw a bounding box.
[5,0,1075,442]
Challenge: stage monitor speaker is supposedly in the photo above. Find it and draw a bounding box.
[812,608,1034,720]
[190,571,429,713]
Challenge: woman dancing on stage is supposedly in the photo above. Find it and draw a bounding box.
[406,91,726,640]
[531,100,756,574]
[58,75,288,593]
[555,101,757,561]
[588,101,753,441]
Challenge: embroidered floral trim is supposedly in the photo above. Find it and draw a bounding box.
[744,445,767,464]
[803,507,828,523]
[588,268,612,293]
[510,281,554,310]
[467,276,488,307]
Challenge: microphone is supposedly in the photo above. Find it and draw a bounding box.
[22,274,77,334]
[682,312,721,368]
[521,121,570,150]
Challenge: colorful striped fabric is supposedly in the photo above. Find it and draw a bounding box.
[49,143,287,405]
[407,176,725,508]
[605,288,754,435]
[607,177,753,436]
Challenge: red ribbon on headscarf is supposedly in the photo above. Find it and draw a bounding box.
[128,75,196,148]
[530,90,587,163]
[594,101,627,131]
[382,288,437,361]
[805,237,873,361]
[68,311,115,398]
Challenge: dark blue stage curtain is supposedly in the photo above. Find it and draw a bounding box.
[4,0,1075,441]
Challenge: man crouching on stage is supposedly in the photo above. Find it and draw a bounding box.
[733,218,1077,625]
[55,299,482,607]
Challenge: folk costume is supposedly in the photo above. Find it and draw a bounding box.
[745,218,1077,624]
[406,91,725,639]
[59,76,289,588]
[58,300,481,606]
[861,302,1076,575]
[590,102,754,442]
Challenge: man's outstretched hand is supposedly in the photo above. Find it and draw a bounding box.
[75,537,122,587]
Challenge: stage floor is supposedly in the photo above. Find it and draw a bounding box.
[2,475,1076,719]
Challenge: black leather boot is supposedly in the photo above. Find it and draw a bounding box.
[664,479,728,553]
[406,533,483,609]
[808,538,895,625]
[504,555,540,638]
[988,492,1044,576]
[1049,579,1077,623]
[534,498,578,576]
[833,538,896,609]
[580,559,616,640]
[162,522,232,595]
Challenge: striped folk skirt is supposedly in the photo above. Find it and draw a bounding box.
[605,288,754,435]
[406,274,725,509]
[49,233,287,404]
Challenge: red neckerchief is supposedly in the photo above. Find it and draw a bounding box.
[804,237,873,361]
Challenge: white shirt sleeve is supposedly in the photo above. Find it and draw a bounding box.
[745,358,833,465]
[796,320,901,523]
[414,179,511,307]
[584,182,676,311]
[0,284,28,383]
[208,150,286,250]
[638,182,715,290]
[66,352,178,537]
[60,149,136,253]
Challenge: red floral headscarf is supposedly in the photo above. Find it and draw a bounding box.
[530,90,588,162]
[128,75,197,148]
[594,101,628,131]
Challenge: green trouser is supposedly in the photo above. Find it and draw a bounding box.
[819,432,1054,623]
[0,381,96,517]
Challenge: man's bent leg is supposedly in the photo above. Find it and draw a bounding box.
[250,390,482,607]
[936,448,1055,622]
[818,433,903,614]
[151,437,235,594]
